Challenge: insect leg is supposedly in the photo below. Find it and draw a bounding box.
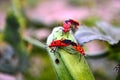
[78,54,82,62]
[50,47,57,55]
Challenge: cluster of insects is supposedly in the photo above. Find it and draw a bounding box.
[114,63,120,72]
[48,19,85,56]
[48,19,120,72]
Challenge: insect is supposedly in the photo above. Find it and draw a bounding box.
[49,39,85,56]
[49,39,73,53]
[49,39,72,48]
[63,19,79,33]
[72,44,85,56]
[114,63,120,72]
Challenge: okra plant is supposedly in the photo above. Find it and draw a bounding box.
[47,26,95,80]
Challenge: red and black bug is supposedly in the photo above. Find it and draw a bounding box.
[49,39,72,48]
[49,39,73,53]
[63,19,79,33]
[66,19,79,28]
[49,39,85,56]
[114,63,120,72]
[70,41,85,56]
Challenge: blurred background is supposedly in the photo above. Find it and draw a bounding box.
[0,0,120,80]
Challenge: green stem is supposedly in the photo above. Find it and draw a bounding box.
[47,27,95,80]
[24,36,46,49]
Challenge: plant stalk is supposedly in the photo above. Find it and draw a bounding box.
[47,27,95,80]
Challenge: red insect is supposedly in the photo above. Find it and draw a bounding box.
[49,39,72,48]
[114,63,120,72]
[63,19,79,33]
[49,39,73,53]
[67,19,80,28]
[49,39,85,56]
[70,42,85,56]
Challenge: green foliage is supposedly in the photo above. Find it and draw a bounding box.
[4,11,21,47]
[109,41,120,61]
[26,0,39,7]
[116,72,120,80]
[24,46,57,80]
[82,17,100,27]
[2,10,29,74]
[68,0,95,7]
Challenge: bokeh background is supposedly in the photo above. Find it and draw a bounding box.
[0,0,120,80]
